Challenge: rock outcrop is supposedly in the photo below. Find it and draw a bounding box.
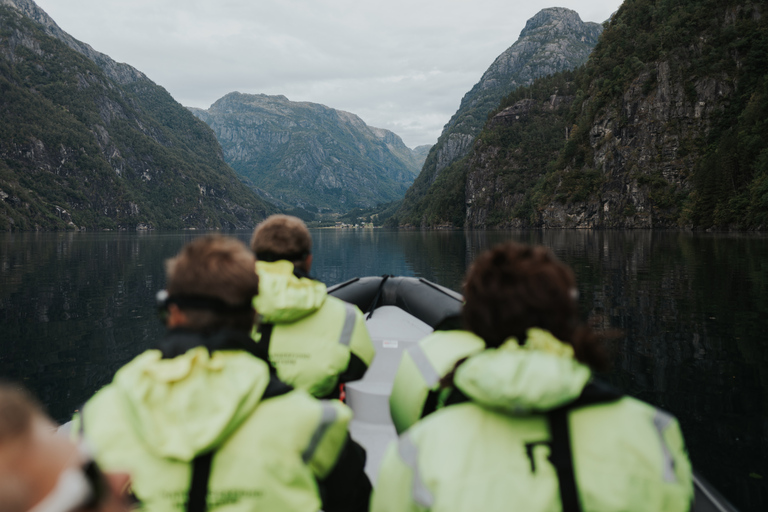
[191,93,426,212]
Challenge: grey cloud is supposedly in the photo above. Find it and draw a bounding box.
[35,0,623,147]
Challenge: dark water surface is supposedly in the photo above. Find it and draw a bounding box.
[1,229,766,510]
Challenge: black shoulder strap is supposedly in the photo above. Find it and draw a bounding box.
[547,408,582,512]
[257,322,274,352]
[187,451,214,512]
[546,381,623,512]
[255,323,281,375]
[181,367,291,512]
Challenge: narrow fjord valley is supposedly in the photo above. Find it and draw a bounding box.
[2,1,767,510]
[1,0,610,230]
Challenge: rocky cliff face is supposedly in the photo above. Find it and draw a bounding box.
[465,86,576,228]
[191,93,425,212]
[539,60,723,228]
[0,0,274,230]
[392,7,603,226]
[460,0,767,230]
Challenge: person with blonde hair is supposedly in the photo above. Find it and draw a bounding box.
[250,215,375,398]
[373,242,693,512]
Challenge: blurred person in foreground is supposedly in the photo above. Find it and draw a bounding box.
[250,215,375,399]
[372,242,693,512]
[72,235,370,511]
[0,383,130,512]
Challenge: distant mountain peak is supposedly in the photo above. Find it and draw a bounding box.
[191,93,426,212]
[391,7,603,227]
[519,7,588,38]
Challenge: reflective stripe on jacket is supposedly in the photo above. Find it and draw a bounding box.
[252,260,375,397]
[372,329,693,512]
[389,330,485,434]
[77,346,352,511]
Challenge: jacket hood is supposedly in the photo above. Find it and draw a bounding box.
[454,328,591,415]
[253,260,327,323]
[109,346,270,461]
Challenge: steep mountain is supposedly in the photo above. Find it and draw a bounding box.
[391,7,603,226]
[0,0,275,231]
[418,0,768,230]
[190,93,425,212]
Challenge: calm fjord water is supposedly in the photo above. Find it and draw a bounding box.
[1,229,766,510]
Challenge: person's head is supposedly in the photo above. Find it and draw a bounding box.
[163,235,259,334]
[462,242,608,370]
[0,384,130,512]
[250,215,313,272]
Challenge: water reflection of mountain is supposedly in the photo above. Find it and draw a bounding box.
[310,229,416,286]
[586,232,768,512]
[1,230,766,510]
[0,232,197,421]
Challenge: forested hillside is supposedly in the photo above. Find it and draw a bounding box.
[0,0,274,231]
[411,0,768,229]
[391,7,603,226]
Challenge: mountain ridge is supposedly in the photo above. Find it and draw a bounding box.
[191,92,427,212]
[0,0,147,85]
[0,0,275,231]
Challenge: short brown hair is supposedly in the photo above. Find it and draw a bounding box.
[165,235,258,333]
[462,242,608,370]
[250,215,312,263]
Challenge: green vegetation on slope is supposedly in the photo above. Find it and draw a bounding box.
[400,71,581,228]
[580,0,768,227]
[411,0,768,229]
[392,7,603,227]
[0,6,274,231]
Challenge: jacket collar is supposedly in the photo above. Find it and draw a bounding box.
[454,329,592,415]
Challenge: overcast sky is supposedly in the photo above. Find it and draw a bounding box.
[33,0,623,148]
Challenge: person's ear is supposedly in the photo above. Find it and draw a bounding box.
[166,304,189,328]
[106,472,131,497]
[92,472,132,512]
[304,254,313,273]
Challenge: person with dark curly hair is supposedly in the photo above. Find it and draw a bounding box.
[373,242,693,512]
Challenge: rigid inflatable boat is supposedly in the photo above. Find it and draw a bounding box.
[327,275,739,512]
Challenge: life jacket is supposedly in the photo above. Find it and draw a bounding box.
[76,329,353,512]
[252,260,375,398]
[388,329,485,434]
[372,329,694,512]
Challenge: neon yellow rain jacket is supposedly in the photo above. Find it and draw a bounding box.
[252,260,375,397]
[372,329,693,512]
[389,329,485,434]
[77,345,352,511]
